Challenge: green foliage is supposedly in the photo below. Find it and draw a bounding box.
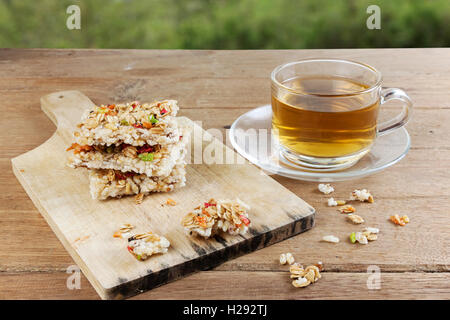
[0,0,448,48]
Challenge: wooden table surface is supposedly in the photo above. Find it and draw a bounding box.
[0,48,449,300]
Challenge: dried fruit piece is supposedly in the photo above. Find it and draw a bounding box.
[166,198,177,206]
[338,205,356,214]
[318,183,334,194]
[347,214,365,224]
[390,214,409,226]
[349,232,356,243]
[322,235,340,243]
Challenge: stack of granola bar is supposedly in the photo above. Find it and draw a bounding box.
[66,100,189,200]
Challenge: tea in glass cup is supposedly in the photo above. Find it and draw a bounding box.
[271,59,413,170]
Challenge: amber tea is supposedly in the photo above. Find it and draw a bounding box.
[272,76,380,158]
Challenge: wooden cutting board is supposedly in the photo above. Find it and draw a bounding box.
[11,91,315,300]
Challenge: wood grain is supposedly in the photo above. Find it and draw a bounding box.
[1,48,449,299]
[10,91,314,299]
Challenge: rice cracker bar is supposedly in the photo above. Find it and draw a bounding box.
[67,134,188,177]
[127,232,170,261]
[74,100,180,147]
[89,162,187,200]
[182,199,251,238]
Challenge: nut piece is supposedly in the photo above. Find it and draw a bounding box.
[290,263,322,288]
[279,253,287,265]
[349,189,374,203]
[322,235,340,243]
[338,205,356,214]
[347,214,365,224]
[113,223,135,238]
[355,232,368,245]
[363,227,379,234]
[135,193,144,204]
[286,252,295,265]
[318,183,334,194]
[390,214,410,226]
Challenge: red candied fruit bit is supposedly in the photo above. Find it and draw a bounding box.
[132,123,143,128]
[240,215,251,226]
[204,202,216,208]
[160,108,168,115]
[136,144,154,154]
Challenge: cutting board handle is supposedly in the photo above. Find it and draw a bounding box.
[40,90,96,142]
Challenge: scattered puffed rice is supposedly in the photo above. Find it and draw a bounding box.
[390,214,409,226]
[349,189,374,203]
[318,183,334,194]
[279,253,287,265]
[338,205,356,214]
[290,263,322,288]
[347,214,365,224]
[286,252,295,265]
[322,235,340,243]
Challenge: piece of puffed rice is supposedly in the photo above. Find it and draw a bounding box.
[279,253,287,265]
[347,214,365,224]
[363,227,379,234]
[322,235,340,243]
[349,189,374,203]
[327,198,338,206]
[285,252,295,265]
[318,183,334,194]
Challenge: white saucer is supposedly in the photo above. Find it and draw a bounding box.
[229,105,410,182]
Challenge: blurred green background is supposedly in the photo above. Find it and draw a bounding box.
[0,0,449,49]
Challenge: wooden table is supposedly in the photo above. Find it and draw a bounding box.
[0,48,449,299]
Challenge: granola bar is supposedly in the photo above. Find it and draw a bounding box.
[127,232,170,261]
[89,162,187,200]
[68,136,188,177]
[182,198,251,238]
[73,100,180,147]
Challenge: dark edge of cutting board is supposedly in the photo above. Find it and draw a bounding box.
[105,210,315,299]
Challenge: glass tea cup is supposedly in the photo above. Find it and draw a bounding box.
[271,58,413,170]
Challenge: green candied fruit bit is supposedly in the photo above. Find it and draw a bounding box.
[149,114,159,124]
[97,107,107,113]
[138,152,154,161]
[106,146,114,153]
[136,255,142,261]
[120,119,129,126]
[349,232,356,243]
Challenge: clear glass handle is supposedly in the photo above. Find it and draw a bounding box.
[378,88,413,136]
